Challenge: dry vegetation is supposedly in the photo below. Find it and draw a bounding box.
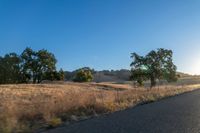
[1,82,200,133]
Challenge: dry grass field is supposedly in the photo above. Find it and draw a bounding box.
[1,81,200,133]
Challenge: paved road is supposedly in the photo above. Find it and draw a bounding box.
[44,90,200,133]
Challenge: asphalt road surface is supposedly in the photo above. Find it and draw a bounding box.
[44,90,200,133]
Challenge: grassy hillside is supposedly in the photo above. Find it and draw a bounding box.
[1,82,200,132]
[65,69,131,82]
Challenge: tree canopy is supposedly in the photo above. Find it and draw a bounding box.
[0,47,64,84]
[130,48,178,87]
[21,48,57,83]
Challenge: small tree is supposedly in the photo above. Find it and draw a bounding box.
[130,48,178,87]
[0,53,22,84]
[73,67,93,82]
[56,69,65,81]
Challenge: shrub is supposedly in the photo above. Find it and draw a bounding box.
[48,118,62,128]
[73,68,93,82]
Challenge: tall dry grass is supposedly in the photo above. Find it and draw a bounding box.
[0,83,200,133]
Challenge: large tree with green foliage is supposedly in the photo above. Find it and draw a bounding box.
[36,49,57,83]
[130,48,177,87]
[0,48,64,84]
[21,48,57,83]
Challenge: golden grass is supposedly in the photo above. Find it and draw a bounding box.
[0,83,200,133]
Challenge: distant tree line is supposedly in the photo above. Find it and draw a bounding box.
[0,48,64,84]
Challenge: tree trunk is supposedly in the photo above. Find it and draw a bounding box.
[33,78,36,84]
[33,74,37,84]
[150,76,156,88]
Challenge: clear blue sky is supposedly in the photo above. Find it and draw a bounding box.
[1,0,200,74]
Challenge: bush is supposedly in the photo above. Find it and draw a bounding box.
[73,68,93,82]
[48,118,62,128]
